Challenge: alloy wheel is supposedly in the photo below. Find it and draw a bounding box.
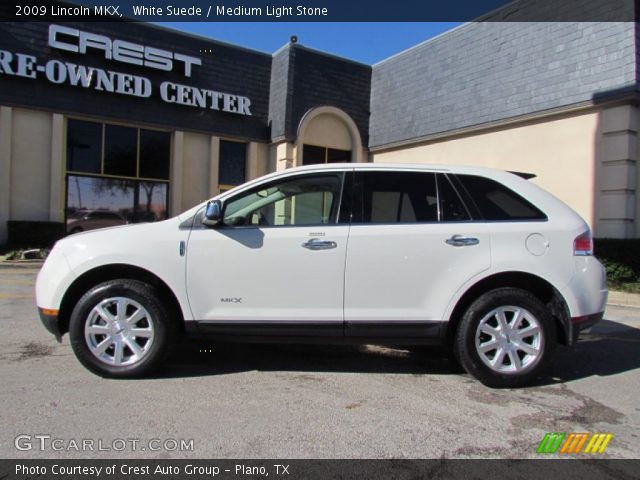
[475,305,544,374]
[84,296,155,366]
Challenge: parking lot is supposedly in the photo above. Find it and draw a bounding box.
[1,266,639,459]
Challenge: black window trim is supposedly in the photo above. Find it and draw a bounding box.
[66,117,171,182]
[440,173,474,223]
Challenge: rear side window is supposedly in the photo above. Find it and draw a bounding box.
[353,171,477,224]
[356,171,438,223]
[456,174,546,221]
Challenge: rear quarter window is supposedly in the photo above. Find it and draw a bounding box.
[456,174,547,221]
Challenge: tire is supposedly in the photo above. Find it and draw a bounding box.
[453,287,556,388]
[69,279,178,378]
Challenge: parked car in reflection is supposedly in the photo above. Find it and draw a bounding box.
[66,210,128,234]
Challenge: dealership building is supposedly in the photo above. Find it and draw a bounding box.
[0,9,638,244]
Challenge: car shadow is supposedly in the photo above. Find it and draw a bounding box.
[159,342,458,378]
[534,318,640,386]
[154,319,640,384]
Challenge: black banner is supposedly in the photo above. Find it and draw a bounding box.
[4,0,638,22]
[2,459,640,480]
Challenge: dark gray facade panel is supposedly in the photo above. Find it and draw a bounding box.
[370,21,637,148]
[0,22,272,140]
[480,0,635,22]
[268,46,293,141]
[287,46,371,146]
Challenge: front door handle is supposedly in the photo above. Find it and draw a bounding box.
[445,235,480,247]
[302,238,338,250]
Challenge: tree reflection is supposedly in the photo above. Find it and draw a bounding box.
[67,175,168,224]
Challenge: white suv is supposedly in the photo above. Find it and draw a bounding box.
[36,164,607,387]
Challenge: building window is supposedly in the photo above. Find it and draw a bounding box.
[65,119,170,233]
[303,144,351,165]
[219,140,247,192]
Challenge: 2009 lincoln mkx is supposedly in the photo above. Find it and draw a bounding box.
[36,163,608,388]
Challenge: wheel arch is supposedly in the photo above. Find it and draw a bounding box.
[445,271,572,347]
[57,264,185,336]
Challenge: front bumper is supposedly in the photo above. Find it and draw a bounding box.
[38,308,62,342]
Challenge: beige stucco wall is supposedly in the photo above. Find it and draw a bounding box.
[372,111,600,232]
[181,132,212,210]
[10,108,53,222]
[303,113,353,150]
[174,133,270,213]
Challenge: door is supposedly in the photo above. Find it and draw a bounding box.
[186,171,349,335]
[344,170,491,337]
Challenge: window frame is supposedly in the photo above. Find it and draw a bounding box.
[302,143,352,165]
[64,117,171,226]
[65,117,172,183]
[218,139,248,191]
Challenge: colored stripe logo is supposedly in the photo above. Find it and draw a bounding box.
[537,433,612,454]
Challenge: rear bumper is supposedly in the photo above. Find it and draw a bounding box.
[38,308,62,342]
[570,311,604,343]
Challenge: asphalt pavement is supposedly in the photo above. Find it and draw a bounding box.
[1,267,638,459]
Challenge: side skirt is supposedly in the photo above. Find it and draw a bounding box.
[190,320,446,346]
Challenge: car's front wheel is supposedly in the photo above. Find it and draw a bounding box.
[454,287,556,388]
[69,279,177,378]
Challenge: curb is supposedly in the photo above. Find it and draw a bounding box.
[0,261,44,269]
[607,290,640,309]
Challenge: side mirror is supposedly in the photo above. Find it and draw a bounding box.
[202,200,223,227]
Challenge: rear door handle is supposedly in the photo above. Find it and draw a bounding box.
[445,235,480,247]
[302,238,338,250]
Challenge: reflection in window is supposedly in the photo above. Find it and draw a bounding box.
[67,120,171,181]
[65,120,172,232]
[219,140,246,188]
[66,175,168,233]
[104,124,137,177]
[140,129,171,180]
[67,119,101,174]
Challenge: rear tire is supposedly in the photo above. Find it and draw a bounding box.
[69,279,177,378]
[454,287,556,388]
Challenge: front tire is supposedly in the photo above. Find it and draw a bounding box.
[454,288,556,388]
[69,279,177,378]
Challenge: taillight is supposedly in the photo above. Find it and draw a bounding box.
[574,231,593,256]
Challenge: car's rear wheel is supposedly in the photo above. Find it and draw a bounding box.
[454,287,556,388]
[69,279,177,378]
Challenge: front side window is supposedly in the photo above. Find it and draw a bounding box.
[456,174,547,221]
[222,173,343,227]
